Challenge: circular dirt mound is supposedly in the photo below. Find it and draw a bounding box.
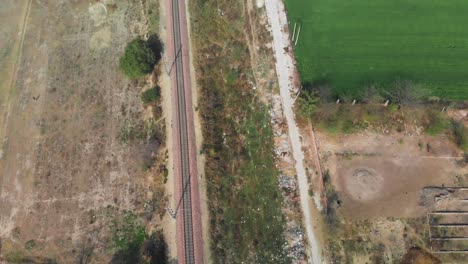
[344,168,384,202]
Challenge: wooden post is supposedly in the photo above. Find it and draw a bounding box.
[295,24,301,46]
[292,22,297,41]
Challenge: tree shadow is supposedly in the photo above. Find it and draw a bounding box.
[302,77,334,102]
[147,34,163,63]
[109,232,168,264]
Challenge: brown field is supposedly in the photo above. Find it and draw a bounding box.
[302,121,467,262]
[322,132,466,219]
[0,0,167,262]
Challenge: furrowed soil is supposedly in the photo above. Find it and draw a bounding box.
[0,0,167,262]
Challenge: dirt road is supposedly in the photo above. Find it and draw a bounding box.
[265,1,323,263]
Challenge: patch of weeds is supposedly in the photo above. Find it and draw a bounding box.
[141,86,160,105]
[327,240,343,263]
[4,252,57,264]
[107,210,168,264]
[147,1,160,34]
[142,158,155,172]
[4,251,24,263]
[111,212,147,252]
[451,119,468,151]
[370,243,386,263]
[11,227,21,239]
[24,240,36,250]
[312,104,374,134]
[342,237,370,257]
[389,103,399,113]
[118,118,159,144]
[418,140,424,151]
[76,242,94,264]
[224,69,238,86]
[323,170,341,229]
[162,165,168,184]
[425,111,449,135]
[343,151,354,160]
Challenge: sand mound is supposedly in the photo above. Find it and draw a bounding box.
[344,168,384,202]
[88,3,107,27]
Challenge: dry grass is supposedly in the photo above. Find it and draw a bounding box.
[190,0,291,262]
[0,0,166,262]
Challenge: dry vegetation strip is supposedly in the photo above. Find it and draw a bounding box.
[0,1,168,262]
[190,0,290,262]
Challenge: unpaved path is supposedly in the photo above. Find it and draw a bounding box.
[159,0,178,259]
[265,1,322,263]
[0,0,32,153]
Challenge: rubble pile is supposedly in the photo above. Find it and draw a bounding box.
[269,94,308,263]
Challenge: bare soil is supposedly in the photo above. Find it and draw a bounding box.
[400,246,441,264]
[301,122,467,262]
[319,131,466,219]
[0,0,167,262]
[157,0,178,260]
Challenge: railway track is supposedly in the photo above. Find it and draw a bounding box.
[171,0,195,263]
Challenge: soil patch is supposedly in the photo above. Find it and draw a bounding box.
[344,168,384,202]
[318,132,466,219]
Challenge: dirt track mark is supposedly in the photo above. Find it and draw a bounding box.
[0,0,32,218]
[0,0,31,140]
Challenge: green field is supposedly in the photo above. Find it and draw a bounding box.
[285,0,468,100]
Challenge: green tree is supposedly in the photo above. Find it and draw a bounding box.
[120,38,157,78]
[297,88,320,118]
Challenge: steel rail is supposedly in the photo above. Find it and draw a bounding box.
[171,0,195,262]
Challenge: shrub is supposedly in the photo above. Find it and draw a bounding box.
[120,38,157,78]
[25,240,36,250]
[425,111,449,135]
[451,120,468,151]
[383,80,430,105]
[297,89,319,118]
[141,86,161,104]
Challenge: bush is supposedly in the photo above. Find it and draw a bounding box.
[141,86,161,104]
[120,38,157,78]
[297,88,319,118]
[382,80,430,105]
[451,120,468,151]
[25,240,36,250]
[425,111,449,135]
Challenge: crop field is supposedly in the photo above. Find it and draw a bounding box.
[285,0,468,100]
